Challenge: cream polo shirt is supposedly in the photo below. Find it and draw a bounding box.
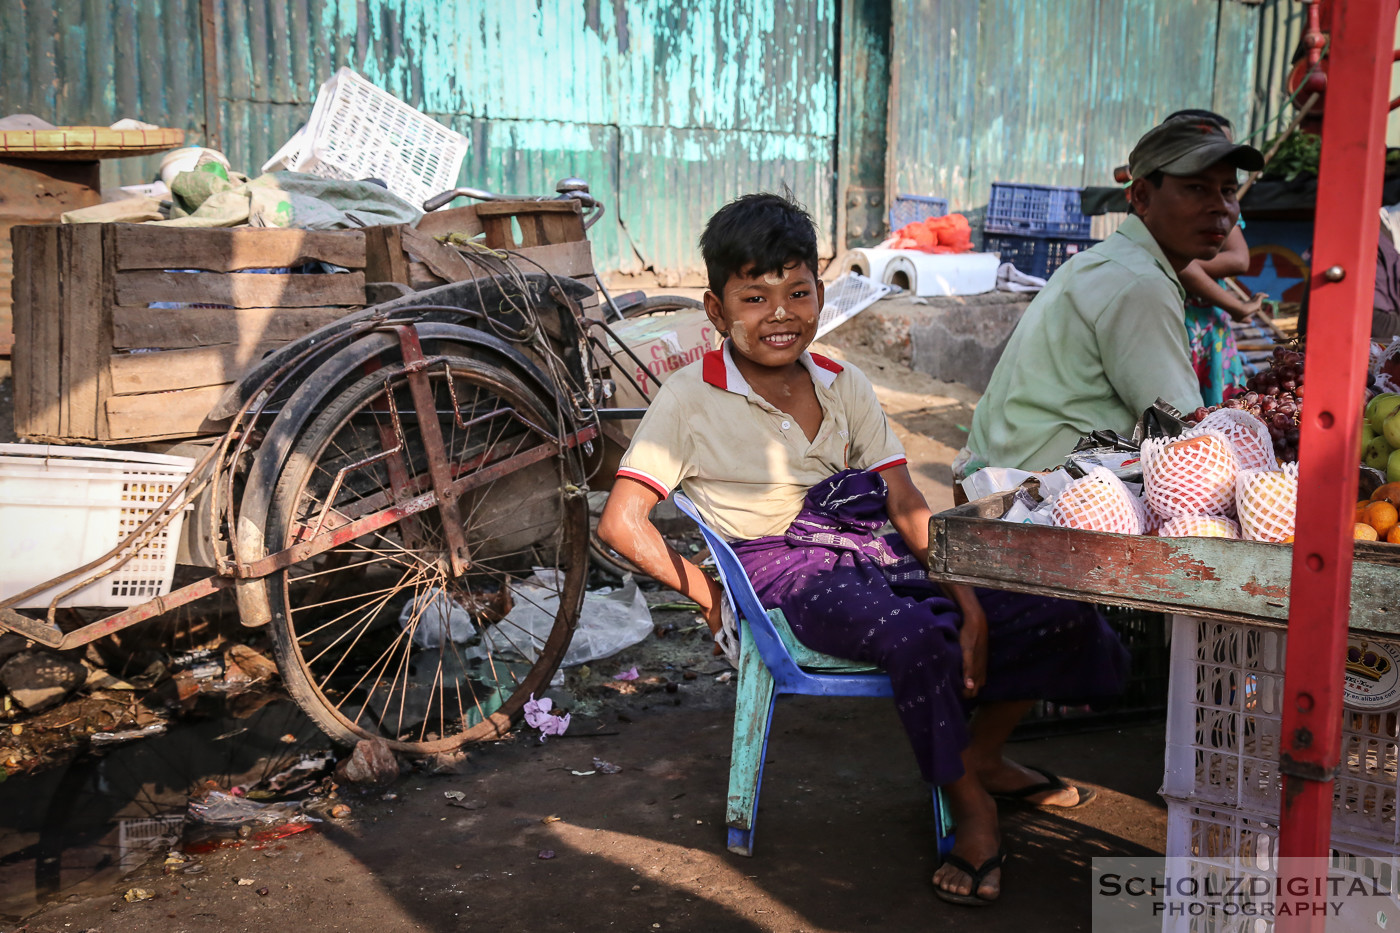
[617,342,907,541]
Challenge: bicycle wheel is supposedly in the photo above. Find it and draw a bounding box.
[617,294,703,319]
[263,356,588,753]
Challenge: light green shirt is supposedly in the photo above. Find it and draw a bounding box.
[968,215,1205,471]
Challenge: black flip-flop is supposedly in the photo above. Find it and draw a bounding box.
[990,765,1098,810]
[933,849,1005,907]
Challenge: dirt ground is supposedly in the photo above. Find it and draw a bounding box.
[0,344,1170,933]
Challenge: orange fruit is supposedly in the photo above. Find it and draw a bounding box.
[1388,525,1400,545]
[1366,501,1400,538]
[1357,501,1373,523]
[1355,523,1380,541]
[1283,535,1295,543]
[1372,482,1400,506]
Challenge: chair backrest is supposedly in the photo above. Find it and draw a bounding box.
[672,493,815,685]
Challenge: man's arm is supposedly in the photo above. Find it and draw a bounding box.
[883,464,986,696]
[597,476,725,635]
[1179,227,1263,322]
[1096,279,1205,417]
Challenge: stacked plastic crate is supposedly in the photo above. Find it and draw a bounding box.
[1160,615,1400,930]
[981,183,1098,280]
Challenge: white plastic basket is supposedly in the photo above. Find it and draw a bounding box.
[1165,615,1400,849]
[817,272,891,339]
[1162,798,1400,933]
[0,444,195,608]
[262,68,469,209]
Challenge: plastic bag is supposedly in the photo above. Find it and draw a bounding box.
[398,587,491,653]
[487,570,654,667]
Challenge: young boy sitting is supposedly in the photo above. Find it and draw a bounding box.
[597,193,1129,907]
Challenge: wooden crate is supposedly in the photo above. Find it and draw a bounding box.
[928,490,1400,636]
[11,223,368,444]
[368,200,602,318]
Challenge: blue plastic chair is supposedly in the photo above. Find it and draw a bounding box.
[672,492,955,858]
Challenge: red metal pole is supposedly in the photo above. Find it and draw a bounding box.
[1277,4,1394,930]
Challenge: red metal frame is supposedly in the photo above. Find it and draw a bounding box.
[1279,4,1396,930]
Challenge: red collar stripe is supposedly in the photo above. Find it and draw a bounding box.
[809,352,844,374]
[702,348,728,389]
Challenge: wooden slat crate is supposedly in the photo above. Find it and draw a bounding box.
[928,490,1400,636]
[371,200,602,319]
[11,223,368,444]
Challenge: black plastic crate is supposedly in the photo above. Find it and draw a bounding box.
[983,233,1098,280]
[984,182,1092,237]
[1013,605,1170,739]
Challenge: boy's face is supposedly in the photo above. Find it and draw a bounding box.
[703,261,824,371]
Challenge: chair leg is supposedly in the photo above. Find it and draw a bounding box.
[931,785,957,859]
[726,622,778,857]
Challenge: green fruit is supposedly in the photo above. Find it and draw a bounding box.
[1371,394,1400,432]
[1390,448,1400,484]
[1367,392,1400,424]
[1363,423,1378,459]
[1366,436,1395,471]
[1386,411,1400,449]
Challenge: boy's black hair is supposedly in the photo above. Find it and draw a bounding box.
[699,192,820,295]
[1165,108,1233,131]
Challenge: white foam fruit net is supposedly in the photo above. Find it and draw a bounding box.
[1195,408,1278,473]
[1141,429,1239,518]
[1235,463,1299,542]
[1050,467,1145,535]
[1157,515,1241,539]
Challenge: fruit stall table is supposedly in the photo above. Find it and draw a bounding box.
[927,492,1400,866]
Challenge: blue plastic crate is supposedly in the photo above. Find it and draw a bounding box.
[983,234,1098,280]
[984,183,1091,237]
[888,194,949,232]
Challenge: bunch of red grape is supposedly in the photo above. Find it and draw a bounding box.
[1186,347,1304,462]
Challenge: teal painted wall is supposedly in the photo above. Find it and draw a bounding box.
[2,0,837,281]
[888,0,1267,216]
[3,1,1283,277]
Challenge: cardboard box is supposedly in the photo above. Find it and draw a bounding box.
[604,308,720,410]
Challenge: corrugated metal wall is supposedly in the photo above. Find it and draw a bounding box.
[2,0,836,281]
[888,0,1265,213]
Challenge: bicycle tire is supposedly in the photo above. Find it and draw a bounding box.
[617,294,704,320]
[263,357,588,754]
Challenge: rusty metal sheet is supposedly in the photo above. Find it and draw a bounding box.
[929,506,1400,636]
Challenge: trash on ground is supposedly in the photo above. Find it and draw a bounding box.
[123,887,155,902]
[591,757,622,774]
[523,694,571,738]
[613,666,639,681]
[537,849,556,860]
[444,790,466,801]
[398,586,496,652]
[187,790,311,827]
[90,723,168,746]
[334,737,400,787]
[492,571,653,667]
[0,650,87,712]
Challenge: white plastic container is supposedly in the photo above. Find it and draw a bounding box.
[158,147,230,186]
[260,68,470,209]
[0,444,195,608]
[1164,614,1400,849]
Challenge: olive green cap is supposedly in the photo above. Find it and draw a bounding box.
[1129,117,1264,179]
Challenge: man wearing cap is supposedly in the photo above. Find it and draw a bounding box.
[959,117,1265,475]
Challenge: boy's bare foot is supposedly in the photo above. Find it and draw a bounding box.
[976,757,1088,809]
[933,778,1002,905]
